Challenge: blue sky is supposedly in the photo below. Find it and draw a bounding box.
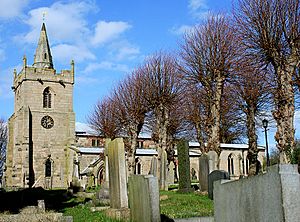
[0,0,299,152]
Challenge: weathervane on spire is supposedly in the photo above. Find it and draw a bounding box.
[42,11,47,22]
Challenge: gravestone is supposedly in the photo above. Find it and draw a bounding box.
[208,170,229,200]
[128,175,160,222]
[177,139,193,193]
[199,155,209,191]
[149,155,158,177]
[167,161,175,184]
[207,151,218,173]
[96,139,111,201]
[106,138,129,219]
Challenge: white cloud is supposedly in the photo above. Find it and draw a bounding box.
[84,61,130,73]
[0,0,28,19]
[188,0,210,20]
[188,0,208,12]
[52,44,95,64]
[108,41,140,60]
[19,1,93,44]
[170,25,194,35]
[91,21,131,46]
[116,46,139,60]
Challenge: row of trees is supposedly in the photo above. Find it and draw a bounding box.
[89,0,299,177]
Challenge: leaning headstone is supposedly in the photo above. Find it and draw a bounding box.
[177,139,193,193]
[167,161,175,184]
[128,175,160,222]
[199,155,209,191]
[207,151,218,173]
[149,155,158,177]
[208,170,229,200]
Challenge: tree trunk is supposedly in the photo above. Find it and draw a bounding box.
[207,75,224,168]
[246,105,258,176]
[273,67,295,163]
[156,104,169,190]
[127,121,143,175]
[195,122,207,154]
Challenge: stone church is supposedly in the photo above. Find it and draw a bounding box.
[5,23,75,188]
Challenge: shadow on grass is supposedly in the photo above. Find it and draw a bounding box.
[0,187,83,214]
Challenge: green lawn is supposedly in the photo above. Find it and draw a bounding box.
[63,205,125,222]
[160,191,214,218]
[62,190,213,221]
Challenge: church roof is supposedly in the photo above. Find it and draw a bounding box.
[33,23,53,69]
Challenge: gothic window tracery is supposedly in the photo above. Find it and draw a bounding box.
[43,87,52,108]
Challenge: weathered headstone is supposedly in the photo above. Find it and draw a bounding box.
[103,138,111,188]
[199,155,209,191]
[208,170,229,199]
[207,151,218,173]
[96,139,111,201]
[149,155,158,177]
[107,138,128,209]
[167,161,175,184]
[177,139,193,193]
[128,175,160,222]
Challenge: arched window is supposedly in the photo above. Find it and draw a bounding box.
[228,154,234,175]
[45,158,52,177]
[44,53,47,60]
[43,87,51,108]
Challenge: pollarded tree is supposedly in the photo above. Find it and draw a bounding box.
[140,52,183,154]
[140,52,183,189]
[112,69,148,174]
[183,85,208,153]
[88,97,121,139]
[180,15,239,166]
[235,0,300,163]
[231,57,271,175]
[220,85,246,144]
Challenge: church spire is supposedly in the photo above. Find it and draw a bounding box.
[33,23,53,69]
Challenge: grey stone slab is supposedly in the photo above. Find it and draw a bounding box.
[213,164,300,222]
[199,155,209,191]
[208,170,229,200]
[108,138,128,209]
[128,175,160,222]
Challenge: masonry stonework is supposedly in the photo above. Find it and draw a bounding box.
[5,23,75,188]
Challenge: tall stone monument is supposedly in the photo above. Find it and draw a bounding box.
[5,23,75,188]
[107,138,128,208]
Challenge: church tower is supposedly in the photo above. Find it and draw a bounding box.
[5,23,75,188]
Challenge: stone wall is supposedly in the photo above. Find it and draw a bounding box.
[214,164,300,222]
[5,64,75,189]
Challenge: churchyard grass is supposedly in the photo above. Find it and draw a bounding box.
[160,190,214,218]
[63,205,125,222]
